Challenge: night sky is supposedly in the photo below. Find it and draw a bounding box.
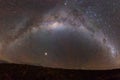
[0,0,120,70]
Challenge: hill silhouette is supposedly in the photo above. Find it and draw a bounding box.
[0,63,120,80]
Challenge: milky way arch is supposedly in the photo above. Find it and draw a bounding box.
[0,0,120,70]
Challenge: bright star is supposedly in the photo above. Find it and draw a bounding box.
[45,52,48,56]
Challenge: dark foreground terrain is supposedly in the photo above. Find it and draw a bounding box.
[0,64,119,80]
